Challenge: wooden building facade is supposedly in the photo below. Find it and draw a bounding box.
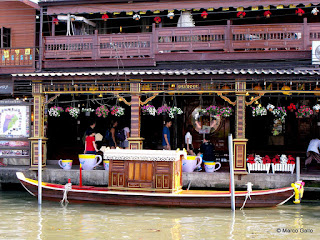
[5,0,320,173]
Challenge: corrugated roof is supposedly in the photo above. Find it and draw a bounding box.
[12,68,320,77]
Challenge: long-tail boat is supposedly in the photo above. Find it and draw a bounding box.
[16,149,304,208]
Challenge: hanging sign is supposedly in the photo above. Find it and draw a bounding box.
[177,83,200,91]
[0,80,13,95]
[3,50,9,59]
[25,48,31,55]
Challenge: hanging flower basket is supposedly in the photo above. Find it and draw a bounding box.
[287,103,296,112]
[48,106,64,117]
[157,104,171,115]
[82,107,95,116]
[141,104,156,116]
[272,107,287,123]
[110,106,125,117]
[96,105,109,118]
[65,107,80,119]
[168,107,183,118]
[252,105,267,117]
[154,16,161,23]
[295,105,313,118]
[219,106,232,117]
[313,104,320,113]
[205,105,220,116]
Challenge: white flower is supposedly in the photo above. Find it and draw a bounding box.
[313,104,320,110]
[267,103,275,111]
[254,155,262,163]
[148,107,156,116]
[280,154,287,164]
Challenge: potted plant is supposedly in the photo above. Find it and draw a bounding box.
[313,104,320,113]
[65,107,80,119]
[247,154,271,173]
[295,105,313,118]
[252,105,267,117]
[81,107,95,116]
[168,106,183,119]
[110,106,125,117]
[272,107,287,123]
[205,105,220,116]
[96,105,109,118]
[219,106,232,117]
[272,154,295,174]
[48,106,64,117]
[141,104,156,116]
[157,104,171,115]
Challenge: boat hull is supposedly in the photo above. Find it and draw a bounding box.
[17,173,294,208]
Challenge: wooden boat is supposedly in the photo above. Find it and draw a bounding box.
[16,149,303,208]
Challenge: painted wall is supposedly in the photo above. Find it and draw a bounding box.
[0,1,36,48]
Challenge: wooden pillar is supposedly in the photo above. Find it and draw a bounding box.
[128,79,144,149]
[29,82,47,169]
[233,81,248,174]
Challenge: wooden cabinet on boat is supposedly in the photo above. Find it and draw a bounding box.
[105,149,185,193]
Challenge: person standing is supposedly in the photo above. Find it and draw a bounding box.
[120,126,130,149]
[162,119,172,150]
[185,125,195,155]
[109,120,118,149]
[305,138,320,167]
[199,134,215,162]
[84,129,98,154]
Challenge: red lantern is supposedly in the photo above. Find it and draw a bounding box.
[102,14,109,21]
[201,11,208,19]
[264,10,272,18]
[296,8,305,16]
[53,17,59,25]
[154,16,161,23]
[237,11,246,18]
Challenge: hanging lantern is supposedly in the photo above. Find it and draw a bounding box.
[53,17,59,25]
[133,14,140,20]
[154,16,161,23]
[237,11,246,18]
[221,85,230,94]
[281,85,292,95]
[102,14,109,21]
[296,8,305,16]
[312,8,319,16]
[253,85,262,95]
[167,12,175,19]
[314,86,320,96]
[264,10,272,18]
[201,11,208,19]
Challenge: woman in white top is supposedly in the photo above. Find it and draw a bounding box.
[121,127,130,149]
[185,125,195,155]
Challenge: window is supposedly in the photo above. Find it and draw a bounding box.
[1,27,11,48]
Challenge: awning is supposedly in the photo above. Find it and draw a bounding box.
[12,68,320,77]
[47,0,318,15]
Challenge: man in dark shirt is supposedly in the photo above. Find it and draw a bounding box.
[199,134,215,162]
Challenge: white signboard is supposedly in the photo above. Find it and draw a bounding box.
[312,41,320,65]
[0,106,30,138]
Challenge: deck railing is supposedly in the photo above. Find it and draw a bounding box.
[0,47,35,67]
[43,22,320,60]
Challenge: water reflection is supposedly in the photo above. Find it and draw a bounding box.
[0,192,319,239]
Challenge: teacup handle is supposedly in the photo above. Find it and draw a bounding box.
[195,156,202,170]
[58,160,63,168]
[93,155,102,169]
[213,162,221,171]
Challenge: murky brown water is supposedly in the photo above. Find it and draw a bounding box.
[0,191,319,240]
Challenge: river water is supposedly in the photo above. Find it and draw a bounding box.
[0,191,319,240]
